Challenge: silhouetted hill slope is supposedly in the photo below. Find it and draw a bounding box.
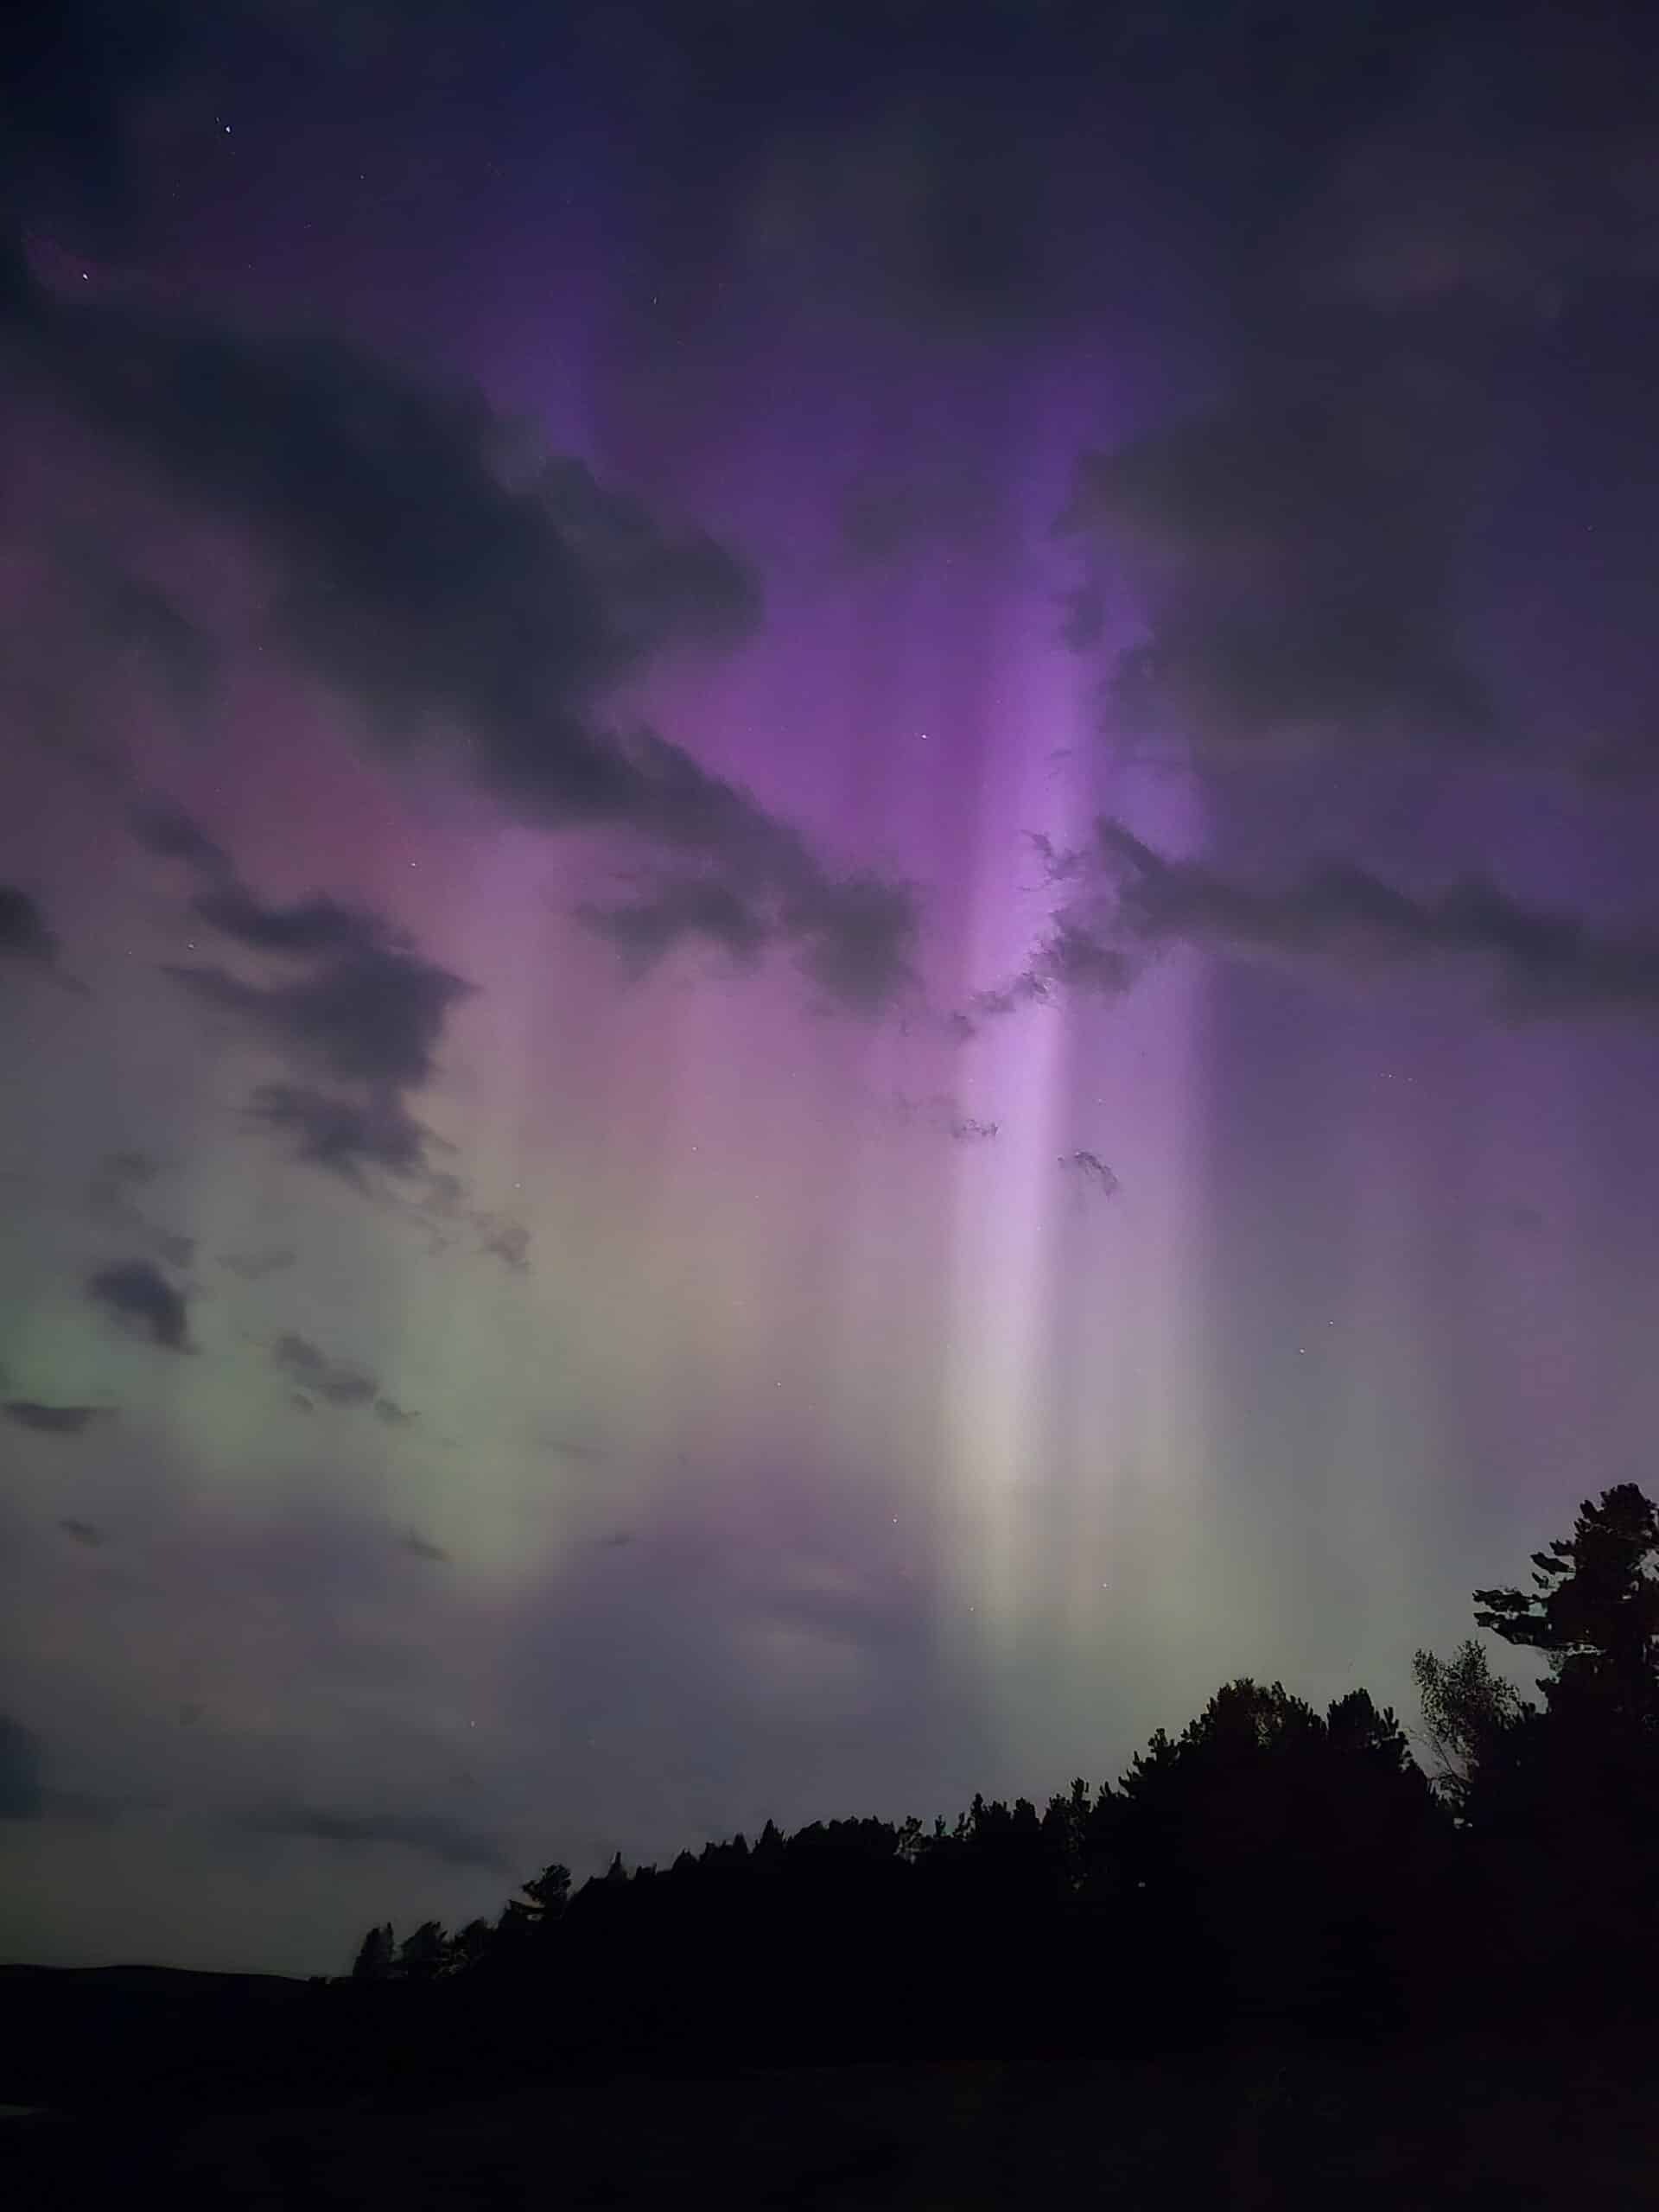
[0,1962,315,2117]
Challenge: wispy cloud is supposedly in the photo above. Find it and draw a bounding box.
[85,1259,189,1351]
[4,1401,109,1434]
[271,1332,378,1408]
[965,817,1659,1030]
[238,1802,505,1871]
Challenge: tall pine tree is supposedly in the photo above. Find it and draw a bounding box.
[1473,1484,1659,1726]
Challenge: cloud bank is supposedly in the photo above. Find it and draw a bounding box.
[7,264,917,1011]
[986,818,1659,1026]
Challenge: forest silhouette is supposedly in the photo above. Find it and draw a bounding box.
[10,1483,1659,2143]
[312,1482,1659,2094]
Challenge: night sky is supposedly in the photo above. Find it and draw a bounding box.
[5,0,1659,1977]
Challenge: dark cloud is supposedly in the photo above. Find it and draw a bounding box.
[6,284,760,799]
[542,1433,608,1466]
[3,1401,108,1433]
[38,537,220,715]
[1100,820,1659,1018]
[269,1343,408,1433]
[995,817,1659,1026]
[476,1217,531,1273]
[97,566,218,706]
[565,707,919,1006]
[0,883,57,963]
[1305,24,1659,321]
[788,874,919,1014]
[0,1711,45,1819]
[569,0,1481,399]
[93,1148,159,1191]
[579,855,918,1013]
[87,1149,194,1268]
[708,99,1070,334]
[1060,1148,1120,1200]
[189,880,402,958]
[7,267,744,752]
[6,274,915,1010]
[218,1243,297,1280]
[238,1802,506,1871]
[58,1516,104,1545]
[1060,369,1491,756]
[166,908,473,1092]
[129,802,234,879]
[85,1257,189,1350]
[245,1082,435,1184]
[1039,917,1135,997]
[951,852,1133,1029]
[272,1332,378,1408]
[955,971,1052,1031]
[1033,15,1659,780]
[137,812,492,1193]
[1057,580,1106,654]
[578,876,771,974]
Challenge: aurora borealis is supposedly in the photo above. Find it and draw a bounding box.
[6,0,1659,1976]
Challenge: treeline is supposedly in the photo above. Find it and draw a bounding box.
[332,1483,1659,2088]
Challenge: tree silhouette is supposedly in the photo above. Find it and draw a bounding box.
[1112,1679,1442,2033]
[1473,1483,1659,1724]
[507,1861,570,1929]
[397,1920,448,1982]
[350,1922,395,1980]
[488,1860,570,1974]
[1038,1777,1097,1893]
[1466,1485,1659,2011]
[1411,1637,1531,1819]
[444,1918,493,1975]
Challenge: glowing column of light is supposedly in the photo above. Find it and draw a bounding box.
[1035,751,1214,1704]
[936,644,1083,1657]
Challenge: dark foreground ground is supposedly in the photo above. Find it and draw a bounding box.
[7,2011,1659,2209]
